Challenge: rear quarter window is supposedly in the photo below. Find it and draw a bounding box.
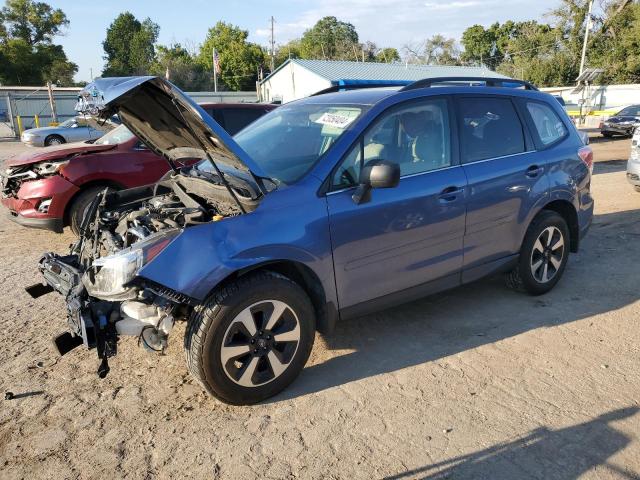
[526,101,568,146]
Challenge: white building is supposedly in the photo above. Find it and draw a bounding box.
[258,59,507,104]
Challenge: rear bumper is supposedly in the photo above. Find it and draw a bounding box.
[627,155,640,187]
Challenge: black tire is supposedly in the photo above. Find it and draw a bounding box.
[185,271,316,405]
[68,186,111,235]
[601,132,614,138]
[634,185,640,193]
[44,134,65,146]
[506,211,570,295]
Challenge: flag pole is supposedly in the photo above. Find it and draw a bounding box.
[213,48,218,92]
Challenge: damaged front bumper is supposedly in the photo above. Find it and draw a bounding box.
[27,252,181,378]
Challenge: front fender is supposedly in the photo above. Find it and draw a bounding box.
[137,183,335,305]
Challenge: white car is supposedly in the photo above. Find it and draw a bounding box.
[20,116,118,147]
[627,128,640,192]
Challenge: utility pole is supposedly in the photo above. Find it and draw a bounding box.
[46,82,58,124]
[579,0,594,77]
[270,16,275,72]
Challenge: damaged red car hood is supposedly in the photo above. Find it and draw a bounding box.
[5,142,116,168]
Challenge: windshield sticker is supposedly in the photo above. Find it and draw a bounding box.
[314,112,357,129]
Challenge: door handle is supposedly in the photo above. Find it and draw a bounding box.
[526,165,544,178]
[438,186,464,202]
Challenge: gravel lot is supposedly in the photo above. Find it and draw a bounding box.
[0,136,639,480]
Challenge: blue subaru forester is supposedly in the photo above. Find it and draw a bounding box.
[33,76,593,404]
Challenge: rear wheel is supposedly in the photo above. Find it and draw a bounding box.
[44,135,65,146]
[506,211,569,295]
[601,132,614,138]
[185,271,316,405]
[68,186,111,235]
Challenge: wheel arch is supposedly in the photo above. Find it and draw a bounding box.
[539,199,579,252]
[212,259,337,335]
[62,179,125,226]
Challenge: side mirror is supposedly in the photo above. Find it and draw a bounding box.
[352,160,400,204]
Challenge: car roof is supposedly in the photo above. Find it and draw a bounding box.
[199,102,277,110]
[286,87,401,107]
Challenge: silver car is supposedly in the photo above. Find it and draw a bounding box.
[627,128,640,192]
[20,116,118,147]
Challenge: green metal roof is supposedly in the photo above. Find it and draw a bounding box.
[261,59,508,84]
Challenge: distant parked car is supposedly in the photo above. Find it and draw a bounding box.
[627,128,640,192]
[20,116,119,147]
[204,102,277,135]
[2,104,275,234]
[600,105,640,138]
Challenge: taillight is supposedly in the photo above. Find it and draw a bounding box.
[578,145,593,172]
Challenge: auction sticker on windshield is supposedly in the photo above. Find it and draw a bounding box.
[314,110,359,129]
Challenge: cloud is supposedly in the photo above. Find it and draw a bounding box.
[252,0,555,49]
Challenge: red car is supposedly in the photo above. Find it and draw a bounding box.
[1,103,276,234]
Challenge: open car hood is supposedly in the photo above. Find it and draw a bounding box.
[75,76,269,183]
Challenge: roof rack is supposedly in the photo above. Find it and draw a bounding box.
[400,76,538,92]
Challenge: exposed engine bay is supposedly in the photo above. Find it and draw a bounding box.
[28,167,261,377]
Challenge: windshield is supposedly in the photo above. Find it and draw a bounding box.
[234,103,368,184]
[60,118,76,128]
[617,106,640,117]
[95,124,136,145]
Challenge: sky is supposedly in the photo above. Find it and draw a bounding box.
[46,0,561,82]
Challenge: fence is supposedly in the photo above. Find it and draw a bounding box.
[0,86,258,139]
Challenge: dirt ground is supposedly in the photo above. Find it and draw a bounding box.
[0,135,639,480]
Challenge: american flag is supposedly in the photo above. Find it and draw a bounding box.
[213,49,221,75]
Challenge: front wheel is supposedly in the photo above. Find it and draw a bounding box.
[506,211,570,295]
[44,134,65,146]
[185,271,316,405]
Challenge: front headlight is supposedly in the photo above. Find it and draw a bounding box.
[34,160,69,175]
[83,230,179,300]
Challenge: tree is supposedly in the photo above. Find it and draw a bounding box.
[404,35,461,65]
[150,43,211,90]
[0,0,77,85]
[2,0,67,45]
[273,39,302,70]
[102,12,159,76]
[197,21,265,91]
[299,16,359,60]
[375,47,400,63]
[585,1,640,83]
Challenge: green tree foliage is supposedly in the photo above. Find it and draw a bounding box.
[405,35,461,65]
[272,39,302,69]
[197,21,265,91]
[0,0,77,85]
[150,43,212,90]
[102,12,159,76]
[588,1,640,83]
[299,16,359,60]
[375,47,401,63]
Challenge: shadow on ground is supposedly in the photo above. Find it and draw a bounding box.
[384,407,640,480]
[271,207,639,402]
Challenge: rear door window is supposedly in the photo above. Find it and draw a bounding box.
[221,108,266,135]
[526,101,568,146]
[458,97,525,163]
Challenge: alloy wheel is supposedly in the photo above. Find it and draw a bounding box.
[220,300,301,387]
[530,226,565,283]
